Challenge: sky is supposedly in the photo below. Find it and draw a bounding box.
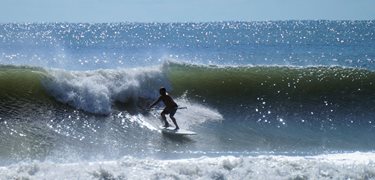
[1,0,374,23]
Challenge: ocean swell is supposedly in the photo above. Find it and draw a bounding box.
[168,62,375,103]
[1,62,375,116]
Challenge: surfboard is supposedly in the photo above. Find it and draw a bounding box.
[159,126,197,135]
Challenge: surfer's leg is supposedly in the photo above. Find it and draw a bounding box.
[170,116,179,130]
[161,111,170,127]
[169,109,179,130]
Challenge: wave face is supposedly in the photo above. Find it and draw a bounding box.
[0,66,52,116]
[1,62,375,162]
[169,62,375,104]
[1,21,375,178]
[3,62,375,116]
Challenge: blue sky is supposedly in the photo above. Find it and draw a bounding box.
[1,0,374,23]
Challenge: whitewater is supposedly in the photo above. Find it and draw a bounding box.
[1,21,375,179]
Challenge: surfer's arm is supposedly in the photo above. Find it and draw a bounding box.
[149,96,162,109]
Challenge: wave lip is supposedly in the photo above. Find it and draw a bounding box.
[0,64,171,115]
[42,66,169,115]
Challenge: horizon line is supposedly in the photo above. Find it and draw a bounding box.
[1,19,374,24]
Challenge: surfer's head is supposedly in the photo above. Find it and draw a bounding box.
[159,87,167,95]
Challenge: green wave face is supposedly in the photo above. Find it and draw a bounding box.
[0,66,54,103]
[1,63,375,163]
[2,63,375,115]
[167,62,375,105]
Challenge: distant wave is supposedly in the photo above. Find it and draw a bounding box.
[1,21,375,70]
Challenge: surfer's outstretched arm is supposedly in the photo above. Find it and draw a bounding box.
[149,96,162,109]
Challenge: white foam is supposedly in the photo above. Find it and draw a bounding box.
[1,152,375,179]
[42,66,169,114]
[117,111,158,131]
[174,96,223,128]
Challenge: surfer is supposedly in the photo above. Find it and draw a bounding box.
[149,87,180,130]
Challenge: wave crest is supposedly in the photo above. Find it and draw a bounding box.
[42,66,169,114]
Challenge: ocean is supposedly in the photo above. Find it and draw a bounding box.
[1,21,375,179]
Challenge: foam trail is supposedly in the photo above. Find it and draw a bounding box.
[117,112,158,131]
[174,96,223,128]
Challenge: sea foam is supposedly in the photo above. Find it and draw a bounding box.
[1,152,375,180]
[42,66,169,114]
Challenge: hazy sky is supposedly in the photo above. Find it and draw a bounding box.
[1,0,374,23]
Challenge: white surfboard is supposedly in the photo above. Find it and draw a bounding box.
[159,126,197,135]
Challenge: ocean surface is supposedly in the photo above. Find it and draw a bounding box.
[1,21,375,179]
